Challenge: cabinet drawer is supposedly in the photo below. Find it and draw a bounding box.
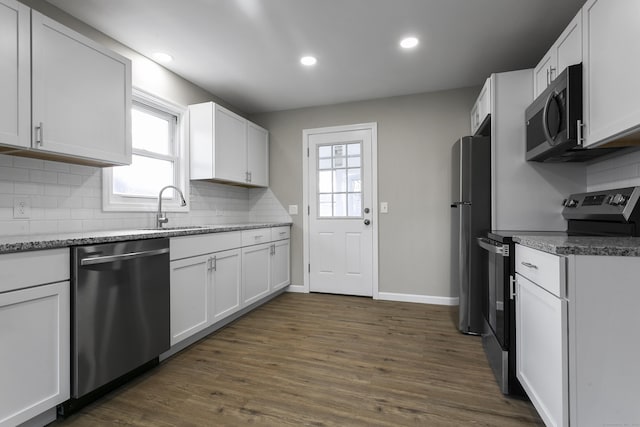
[0,249,70,293]
[515,244,566,297]
[170,231,241,260]
[241,228,271,246]
[271,226,290,241]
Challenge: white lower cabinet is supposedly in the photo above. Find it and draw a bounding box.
[516,273,568,427]
[210,248,242,322]
[0,249,70,427]
[169,254,211,346]
[242,243,272,306]
[170,227,290,347]
[516,244,640,426]
[271,239,291,291]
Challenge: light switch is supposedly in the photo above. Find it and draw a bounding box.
[289,205,299,215]
[380,202,388,214]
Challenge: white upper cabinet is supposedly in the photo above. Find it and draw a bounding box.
[247,122,269,187]
[533,10,582,98]
[0,0,30,150]
[0,4,131,166]
[582,0,640,148]
[470,77,491,135]
[189,102,269,187]
[31,11,131,165]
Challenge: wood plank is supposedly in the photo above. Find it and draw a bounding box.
[55,293,542,426]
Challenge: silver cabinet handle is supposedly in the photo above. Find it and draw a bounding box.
[510,275,516,300]
[35,122,44,146]
[521,261,538,270]
[577,119,584,146]
[80,248,169,266]
[549,66,556,82]
[212,256,217,271]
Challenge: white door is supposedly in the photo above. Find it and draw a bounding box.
[305,124,377,297]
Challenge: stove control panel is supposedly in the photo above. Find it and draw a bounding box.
[562,186,640,221]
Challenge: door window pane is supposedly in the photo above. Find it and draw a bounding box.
[316,142,363,218]
[334,194,347,216]
[318,170,332,193]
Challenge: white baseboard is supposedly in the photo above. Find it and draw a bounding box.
[285,284,308,293]
[377,292,459,306]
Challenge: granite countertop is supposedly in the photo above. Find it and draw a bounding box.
[0,222,292,254]
[513,234,640,257]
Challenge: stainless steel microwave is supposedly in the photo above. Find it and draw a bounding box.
[525,64,585,162]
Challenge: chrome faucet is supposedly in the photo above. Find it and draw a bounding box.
[156,185,187,228]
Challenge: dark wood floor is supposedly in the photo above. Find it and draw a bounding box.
[55,293,543,426]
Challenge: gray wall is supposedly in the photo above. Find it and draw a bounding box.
[251,87,479,299]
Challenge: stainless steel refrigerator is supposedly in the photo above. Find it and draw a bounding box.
[450,136,490,335]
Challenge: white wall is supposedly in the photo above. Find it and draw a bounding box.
[251,87,479,301]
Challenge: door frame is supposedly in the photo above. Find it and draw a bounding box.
[301,122,379,298]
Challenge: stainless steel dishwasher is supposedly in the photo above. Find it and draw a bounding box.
[62,238,170,414]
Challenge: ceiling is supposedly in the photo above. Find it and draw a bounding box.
[45,0,586,114]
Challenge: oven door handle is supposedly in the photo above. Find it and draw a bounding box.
[476,237,508,256]
[80,248,169,266]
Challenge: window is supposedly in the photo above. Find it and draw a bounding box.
[103,89,189,212]
[317,142,362,218]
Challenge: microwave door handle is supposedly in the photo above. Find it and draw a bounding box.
[542,91,559,146]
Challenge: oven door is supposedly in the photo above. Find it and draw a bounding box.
[477,237,510,349]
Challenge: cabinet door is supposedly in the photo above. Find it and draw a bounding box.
[215,105,247,183]
[555,10,582,78]
[31,11,131,165]
[210,248,242,322]
[0,281,70,427]
[0,0,30,149]
[242,243,271,306]
[170,255,211,345]
[582,0,640,147]
[533,50,555,98]
[516,273,568,427]
[271,239,290,291]
[247,122,269,187]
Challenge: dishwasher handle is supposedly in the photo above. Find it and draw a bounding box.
[477,237,509,256]
[80,248,169,266]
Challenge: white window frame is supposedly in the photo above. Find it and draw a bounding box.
[103,88,189,212]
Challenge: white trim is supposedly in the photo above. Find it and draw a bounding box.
[285,284,307,293]
[102,88,190,212]
[377,292,460,306]
[302,122,378,297]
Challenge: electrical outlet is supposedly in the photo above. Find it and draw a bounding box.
[288,205,298,215]
[380,202,388,214]
[14,197,31,219]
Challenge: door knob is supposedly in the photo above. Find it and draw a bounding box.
[364,207,370,213]
[364,219,371,225]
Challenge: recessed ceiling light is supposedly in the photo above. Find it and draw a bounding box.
[300,56,317,66]
[400,37,419,49]
[152,52,173,63]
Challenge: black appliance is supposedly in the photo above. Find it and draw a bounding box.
[451,136,491,335]
[525,64,622,162]
[60,238,170,415]
[478,186,640,395]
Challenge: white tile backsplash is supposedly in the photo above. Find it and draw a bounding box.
[0,154,290,235]
[587,149,640,191]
